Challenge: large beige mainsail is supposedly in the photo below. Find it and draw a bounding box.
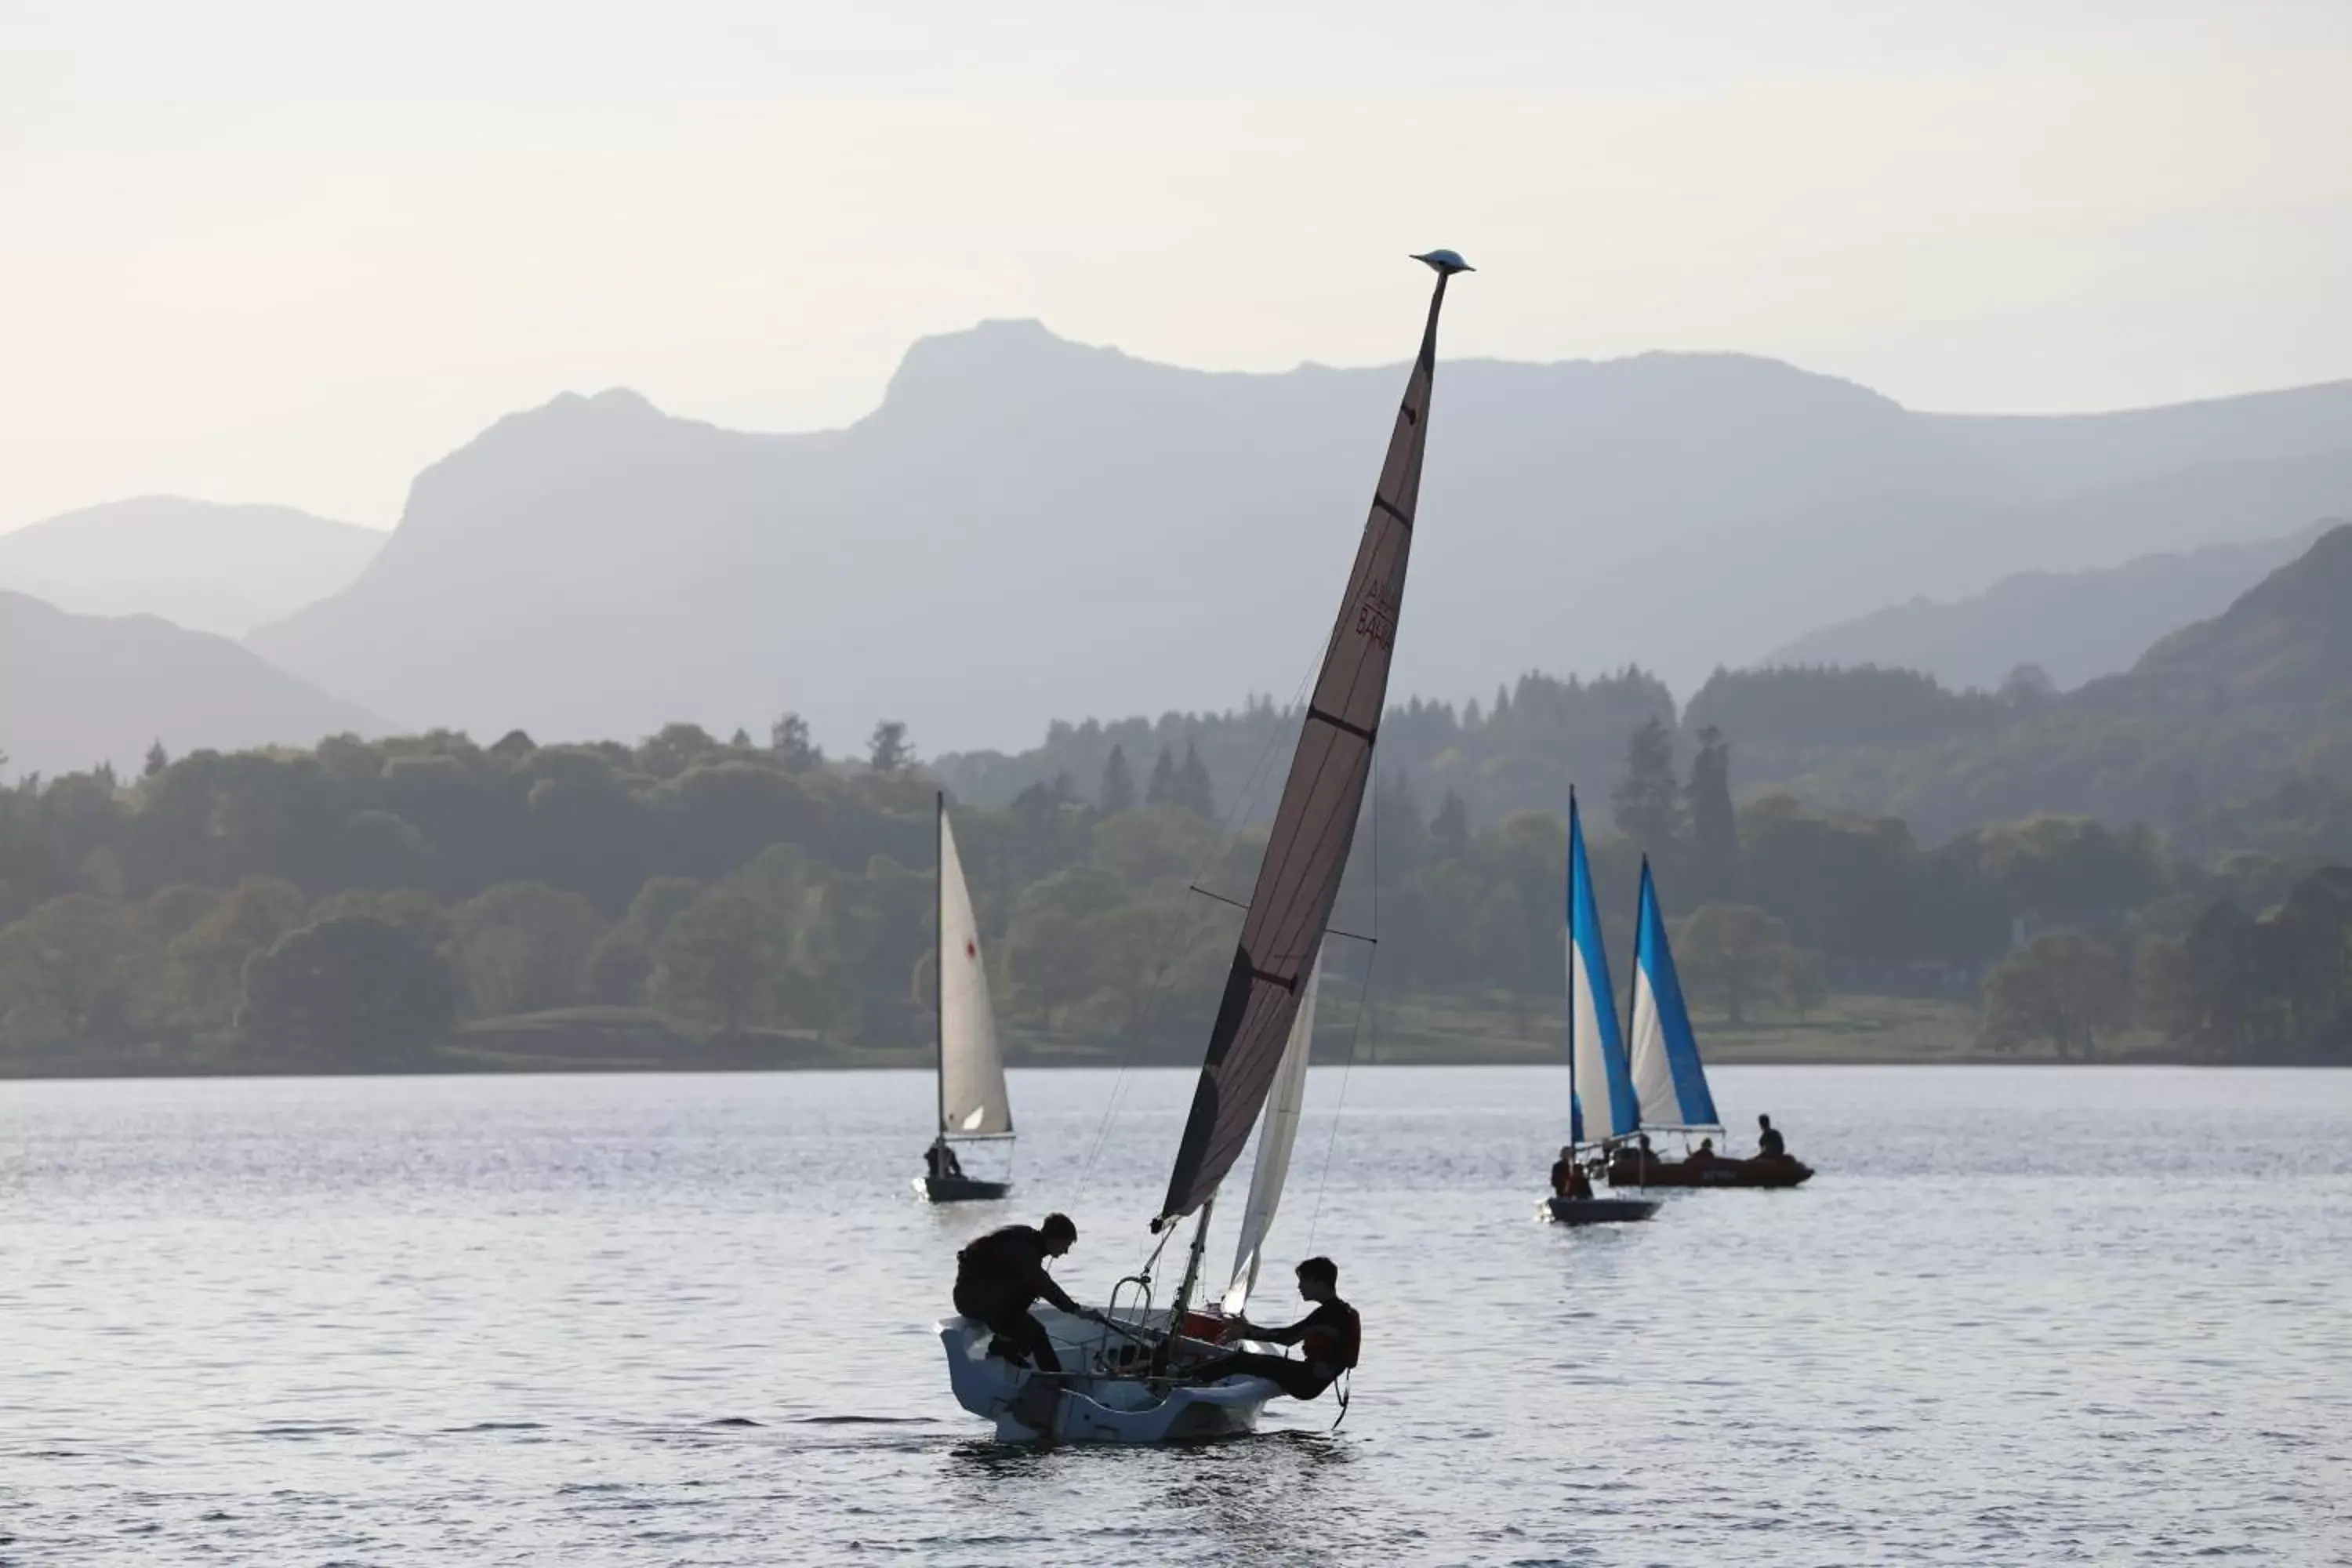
[1158,252,1467,1225]
[937,801,1011,1137]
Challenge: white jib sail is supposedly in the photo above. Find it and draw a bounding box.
[1220,961,1320,1315]
[938,811,1012,1136]
[1625,964,1681,1133]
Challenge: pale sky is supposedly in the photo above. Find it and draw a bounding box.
[4,0,2350,532]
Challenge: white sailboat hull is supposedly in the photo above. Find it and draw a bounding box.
[936,1309,1276,1443]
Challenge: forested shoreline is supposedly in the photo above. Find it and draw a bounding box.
[4,692,2347,1076]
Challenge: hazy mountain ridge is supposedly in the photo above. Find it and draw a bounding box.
[1762,522,2336,692]
[1,591,383,780]
[216,321,2352,758]
[2091,523,2352,715]
[1780,524,2352,840]
[0,497,383,637]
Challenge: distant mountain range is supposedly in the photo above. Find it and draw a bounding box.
[1762,521,2337,692]
[232,319,2352,754]
[1,592,381,780]
[0,497,383,638]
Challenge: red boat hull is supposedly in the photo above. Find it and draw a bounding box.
[1606,1152,1813,1189]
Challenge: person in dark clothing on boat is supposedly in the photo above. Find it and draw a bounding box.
[1756,1114,1786,1159]
[1550,1145,1579,1196]
[1627,1131,1655,1183]
[924,1138,964,1180]
[1685,1137,1716,1175]
[1188,1257,1361,1402]
[953,1213,1081,1374]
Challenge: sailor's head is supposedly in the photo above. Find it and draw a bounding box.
[1699,1138,1714,1152]
[1295,1256,1338,1302]
[1040,1213,1076,1257]
[1759,1113,1773,1130]
[1558,1145,1573,1160]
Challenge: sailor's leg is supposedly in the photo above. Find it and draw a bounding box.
[1188,1351,1326,1399]
[1000,1309,1062,1374]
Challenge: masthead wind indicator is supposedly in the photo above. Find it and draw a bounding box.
[1412,249,1474,275]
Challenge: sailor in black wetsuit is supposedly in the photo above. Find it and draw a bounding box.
[953,1214,1082,1374]
[924,1138,965,1180]
[1189,1256,1361,1402]
[1756,1114,1786,1158]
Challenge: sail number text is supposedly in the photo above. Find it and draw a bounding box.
[1354,579,1400,650]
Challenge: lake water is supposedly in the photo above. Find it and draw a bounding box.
[3,1065,2349,1566]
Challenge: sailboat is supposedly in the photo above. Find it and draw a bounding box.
[1545,791,1661,1225]
[936,250,1468,1442]
[1605,858,1813,1190]
[915,792,1016,1203]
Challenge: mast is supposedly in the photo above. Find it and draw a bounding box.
[1171,1195,1217,1330]
[1156,249,1470,1229]
[935,789,946,1142]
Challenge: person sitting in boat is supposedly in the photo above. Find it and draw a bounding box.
[1685,1137,1717,1174]
[1627,1131,1655,1181]
[924,1138,965,1181]
[1187,1256,1361,1402]
[1756,1114,1786,1160]
[1549,1145,1584,1198]
[953,1213,1083,1375]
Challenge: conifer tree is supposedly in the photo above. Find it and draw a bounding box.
[1178,741,1215,818]
[1613,716,1683,861]
[1146,746,1178,808]
[1686,725,1740,902]
[1099,745,1137,814]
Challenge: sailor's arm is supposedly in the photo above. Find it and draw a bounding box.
[1033,1267,1082,1315]
[1236,1314,1310,1346]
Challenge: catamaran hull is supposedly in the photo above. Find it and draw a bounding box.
[1544,1195,1662,1225]
[913,1175,1011,1203]
[936,1315,1275,1444]
[1605,1153,1814,1189]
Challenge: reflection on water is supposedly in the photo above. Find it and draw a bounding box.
[2,1065,2349,1565]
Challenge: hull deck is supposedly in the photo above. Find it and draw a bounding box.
[913,1174,1011,1203]
[1606,1152,1814,1189]
[937,1310,1278,1443]
[1544,1195,1662,1225]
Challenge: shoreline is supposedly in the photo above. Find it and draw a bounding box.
[1,1050,2331,1083]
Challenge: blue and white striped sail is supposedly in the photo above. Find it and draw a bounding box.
[1626,858,1722,1131]
[1567,795,1640,1145]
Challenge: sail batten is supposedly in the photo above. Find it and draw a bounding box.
[1626,859,1721,1131]
[937,801,1012,1138]
[1156,269,1456,1225]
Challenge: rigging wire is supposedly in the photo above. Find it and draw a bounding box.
[1305,764,1379,1254]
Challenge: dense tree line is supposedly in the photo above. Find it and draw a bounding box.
[1977,864,2352,1063]
[9,705,2338,1069]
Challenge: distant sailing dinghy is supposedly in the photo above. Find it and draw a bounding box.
[938,251,1469,1442]
[916,793,1015,1203]
[1545,794,1660,1226]
[1606,858,1812,1191]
